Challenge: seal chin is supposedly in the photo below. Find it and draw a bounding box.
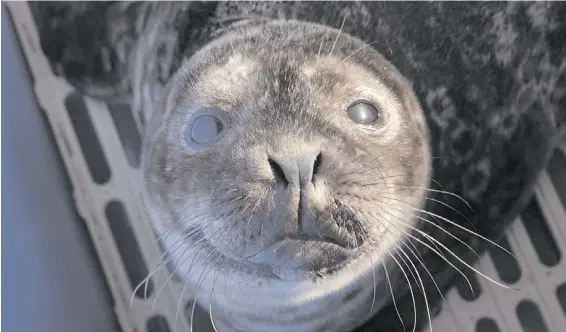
[247,237,356,273]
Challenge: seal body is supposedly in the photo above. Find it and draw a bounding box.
[29,2,566,331]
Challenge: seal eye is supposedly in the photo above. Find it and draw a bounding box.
[347,102,380,125]
[191,115,223,143]
[185,108,226,150]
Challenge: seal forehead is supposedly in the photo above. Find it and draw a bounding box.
[302,56,401,106]
[193,53,258,109]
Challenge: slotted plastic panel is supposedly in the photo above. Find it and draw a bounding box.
[5,3,214,332]
[7,3,566,332]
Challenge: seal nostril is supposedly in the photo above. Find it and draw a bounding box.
[313,153,323,180]
[269,158,289,186]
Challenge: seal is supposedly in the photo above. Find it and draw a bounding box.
[29,2,566,331]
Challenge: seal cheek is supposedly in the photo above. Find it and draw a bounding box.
[154,146,176,185]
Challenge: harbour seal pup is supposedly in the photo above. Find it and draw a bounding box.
[29,2,566,331]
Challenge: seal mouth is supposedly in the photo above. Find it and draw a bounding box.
[284,233,357,249]
[246,237,354,271]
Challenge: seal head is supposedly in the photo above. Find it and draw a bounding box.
[142,19,430,330]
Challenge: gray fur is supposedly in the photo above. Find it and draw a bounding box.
[139,20,431,331]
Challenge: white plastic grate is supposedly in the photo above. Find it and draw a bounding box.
[428,158,566,332]
[6,3,566,332]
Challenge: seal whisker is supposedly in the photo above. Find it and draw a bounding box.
[349,175,474,230]
[345,152,388,175]
[189,296,197,332]
[392,248,419,332]
[404,239,460,331]
[394,246,425,297]
[404,240,446,303]
[379,196,480,259]
[317,35,325,60]
[209,302,219,332]
[381,259,406,330]
[208,265,225,332]
[341,174,476,231]
[151,244,195,313]
[134,211,225,306]
[396,245,432,332]
[158,224,233,314]
[369,200,475,293]
[339,41,377,66]
[366,253,378,321]
[387,251,414,332]
[356,208,475,294]
[328,14,347,57]
[354,213,405,325]
[177,252,220,332]
[385,185,475,213]
[395,217,513,291]
[386,195,514,260]
[175,195,246,227]
[151,237,207,314]
[356,209,446,330]
[344,173,472,212]
[382,190,474,230]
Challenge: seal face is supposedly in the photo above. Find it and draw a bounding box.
[142,20,430,331]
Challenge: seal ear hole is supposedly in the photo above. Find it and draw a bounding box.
[346,101,380,125]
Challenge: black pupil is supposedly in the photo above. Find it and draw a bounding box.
[347,102,379,124]
[191,115,223,144]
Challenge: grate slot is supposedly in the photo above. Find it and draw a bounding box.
[184,301,216,332]
[65,92,111,184]
[108,103,142,169]
[475,317,501,332]
[547,149,566,209]
[516,300,550,332]
[456,270,482,302]
[488,235,521,284]
[521,199,561,267]
[106,200,154,299]
[557,283,566,318]
[147,315,171,332]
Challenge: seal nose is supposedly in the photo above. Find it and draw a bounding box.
[268,153,322,187]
